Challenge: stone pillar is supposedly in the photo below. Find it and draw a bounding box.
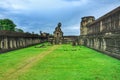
[17,40,19,47]
[18,40,20,47]
[21,39,24,47]
[99,39,102,50]
[102,38,106,51]
[10,39,13,49]
[1,36,4,49]
[14,40,17,48]
[4,37,8,49]
[20,39,22,47]
[14,39,17,48]
[94,38,96,49]
[96,38,99,49]
[23,39,25,47]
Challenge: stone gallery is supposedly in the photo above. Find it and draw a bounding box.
[80,6,120,59]
[0,31,42,53]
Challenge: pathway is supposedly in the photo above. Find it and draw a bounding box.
[1,45,60,80]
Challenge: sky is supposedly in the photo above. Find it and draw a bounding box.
[0,0,120,35]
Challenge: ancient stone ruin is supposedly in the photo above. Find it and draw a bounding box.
[51,22,79,45]
[0,5,120,60]
[53,22,64,44]
[0,30,48,53]
[79,6,120,59]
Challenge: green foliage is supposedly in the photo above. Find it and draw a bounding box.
[0,19,16,31]
[15,28,24,33]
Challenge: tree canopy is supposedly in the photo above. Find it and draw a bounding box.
[0,19,16,31]
[15,28,24,33]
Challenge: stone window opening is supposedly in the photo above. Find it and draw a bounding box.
[57,33,59,37]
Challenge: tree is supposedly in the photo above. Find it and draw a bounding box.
[0,25,2,30]
[15,28,24,33]
[0,19,16,31]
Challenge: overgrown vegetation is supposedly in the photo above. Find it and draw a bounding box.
[0,44,120,80]
[0,19,16,31]
[0,18,24,32]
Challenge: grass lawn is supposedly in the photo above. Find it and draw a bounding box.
[0,44,120,80]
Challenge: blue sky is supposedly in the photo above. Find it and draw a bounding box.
[0,0,120,35]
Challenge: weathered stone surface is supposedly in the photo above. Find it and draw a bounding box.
[80,6,120,59]
[0,30,47,53]
[53,22,64,44]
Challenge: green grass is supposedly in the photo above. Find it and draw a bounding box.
[0,44,120,80]
[0,43,50,78]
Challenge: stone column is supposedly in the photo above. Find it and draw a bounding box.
[96,38,99,49]
[91,39,94,48]
[14,40,17,48]
[99,39,102,50]
[17,40,20,47]
[94,38,96,49]
[4,37,8,49]
[102,38,106,51]
[10,39,13,49]
[20,39,22,47]
[23,39,25,47]
[1,37,4,49]
[21,39,24,47]
[17,39,19,47]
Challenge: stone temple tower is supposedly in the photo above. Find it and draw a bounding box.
[80,16,95,36]
[53,22,64,44]
[80,16,95,45]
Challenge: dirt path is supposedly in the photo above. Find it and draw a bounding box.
[1,45,60,80]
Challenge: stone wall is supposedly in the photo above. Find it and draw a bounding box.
[80,6,120,59]
[0,30,42,53]
[63,36,79,44]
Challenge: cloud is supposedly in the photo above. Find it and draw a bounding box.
[63,23,80,35]
[0,0,120,35]
[0,0,89,12]
[0,0,27,10]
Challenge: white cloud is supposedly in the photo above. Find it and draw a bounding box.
[0,0,89,13]
[63,23,80,35]
[0,0,26,10]
[64,24,79,30]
